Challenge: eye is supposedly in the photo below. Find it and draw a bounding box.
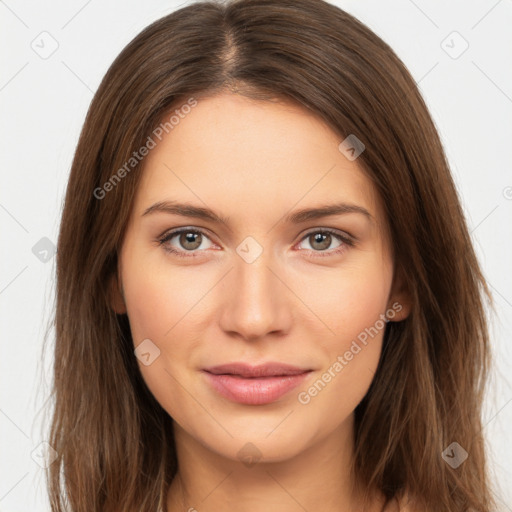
[158,228,215,258]
[296,229,354,257]
[157,227,354,259]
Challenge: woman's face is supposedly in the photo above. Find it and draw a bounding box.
[112,92,409,464]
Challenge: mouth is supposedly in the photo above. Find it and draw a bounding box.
[202,362,313,405]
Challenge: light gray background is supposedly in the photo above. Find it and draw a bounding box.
[1,0,511,510]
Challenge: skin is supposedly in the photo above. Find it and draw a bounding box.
[110,92,411,512]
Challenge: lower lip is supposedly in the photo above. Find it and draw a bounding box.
[203,371,311,405]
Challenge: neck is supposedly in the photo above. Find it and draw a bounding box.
[166,414,386,512]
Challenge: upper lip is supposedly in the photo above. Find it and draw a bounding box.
[203,362,312,378]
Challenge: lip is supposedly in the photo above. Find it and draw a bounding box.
[204,362,311,378]
[202,362,312,405]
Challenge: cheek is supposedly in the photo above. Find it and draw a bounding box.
[121,271,195,430]
[296,336,382,435]
[121,251,196,344]
[120,250,210,419]
[296,256,392,342]
[293,258,391,411]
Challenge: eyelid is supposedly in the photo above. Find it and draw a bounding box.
[299,227,355,244]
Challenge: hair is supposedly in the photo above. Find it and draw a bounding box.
[44,0,495,510]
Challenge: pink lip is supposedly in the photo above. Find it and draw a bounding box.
[202,362,312,405]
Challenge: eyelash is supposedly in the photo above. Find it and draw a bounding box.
[157,227,355,259]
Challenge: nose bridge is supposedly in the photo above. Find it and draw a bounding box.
[219,242,291,340]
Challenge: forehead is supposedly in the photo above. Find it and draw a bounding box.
[132,92,384,231]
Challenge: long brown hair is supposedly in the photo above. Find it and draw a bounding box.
[44,0,495,510]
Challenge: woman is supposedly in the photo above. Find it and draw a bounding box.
[46,0,495,510]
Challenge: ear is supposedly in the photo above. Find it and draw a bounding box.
[108,270,127,314]
[386,266,412,322]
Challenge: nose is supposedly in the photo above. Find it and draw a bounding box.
[218,250,293,342]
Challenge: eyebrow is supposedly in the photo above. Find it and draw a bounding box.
[141,200,373,225]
